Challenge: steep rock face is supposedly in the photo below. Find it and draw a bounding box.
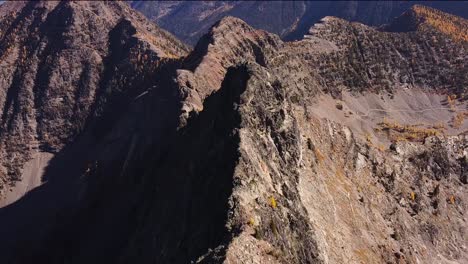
[0,0,189,262]
[0,0,188,198]
[216,63,467,264]
[130,1,468,45]
[0,2,466,264]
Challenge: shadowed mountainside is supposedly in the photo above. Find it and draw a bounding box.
[0,0,189,262]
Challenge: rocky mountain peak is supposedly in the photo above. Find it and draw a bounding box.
[176,15,283,124]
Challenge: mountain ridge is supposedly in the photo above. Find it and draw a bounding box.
[0,1,466,264]
[130,1,468,45]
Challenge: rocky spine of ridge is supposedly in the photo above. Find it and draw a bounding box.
[34,11,466,264]
[136,11,466,264]
[0,2,467,264]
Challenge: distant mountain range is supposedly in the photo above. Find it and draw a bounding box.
[130,1,468,45]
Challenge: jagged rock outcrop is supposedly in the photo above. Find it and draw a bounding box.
[0,2,466,264]
[176,16,282,124]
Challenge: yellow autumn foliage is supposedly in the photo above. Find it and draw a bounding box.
[377,118,444,142]
[270,196,277,209]
[413,5,468,43]
[452,111,468,129]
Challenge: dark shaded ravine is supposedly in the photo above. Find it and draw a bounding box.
[121,65,249,263]
[16,65,250,264]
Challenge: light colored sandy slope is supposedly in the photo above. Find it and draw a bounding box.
[310,88,468,145]
[0,152,53,207]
